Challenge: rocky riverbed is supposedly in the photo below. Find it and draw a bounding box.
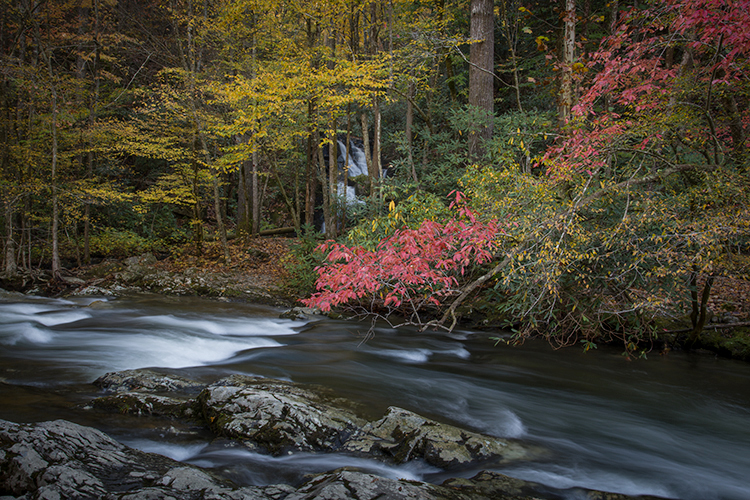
[1,369,669,500]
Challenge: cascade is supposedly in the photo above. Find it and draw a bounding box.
[336,139,369,203]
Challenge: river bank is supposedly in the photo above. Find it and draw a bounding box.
[2,235,750,362]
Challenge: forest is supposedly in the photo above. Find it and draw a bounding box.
[1,0,749,355]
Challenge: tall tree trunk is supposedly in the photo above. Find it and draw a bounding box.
[305,103,317,227]
[499,0,523,112]
[84,0,101,265]
[558,0,576,127]
[317,131,332,239]
[50,88,61,280]
[373,97,382,208]
[405,81,418,183]
[236,136,252,237]
[251,150,260,236]
[361,112,375,199]
[4,194,17,276]
[468,0,494,159]
[327,125,338,239]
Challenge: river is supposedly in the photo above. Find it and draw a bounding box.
[1,292,749,500]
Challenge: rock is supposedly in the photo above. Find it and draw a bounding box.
[285,469,440,500]
[0,418,671,500]
[198,375,367,454]
[97,371,544,471]
[94,369,204,394]
[91,370,204,420]
[343,407,544,468]
[279,307,323,321]
[89,392,197,419]
[0,419,290,500]
[124,253,158,267]
[59,276,86,286]
[442,470,672,500]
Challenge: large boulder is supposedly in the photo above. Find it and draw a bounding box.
[342,407,544,468]
[198,375,367,454]
[89,369,204,420]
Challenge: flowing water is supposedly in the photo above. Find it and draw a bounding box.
[1,292,750,500]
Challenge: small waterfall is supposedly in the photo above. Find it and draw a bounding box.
[336,139,369,204]
[322,139,371,232]
[338,140,369,178]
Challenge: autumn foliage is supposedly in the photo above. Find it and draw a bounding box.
[303,192,501,324]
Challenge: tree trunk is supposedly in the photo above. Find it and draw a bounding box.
[305,104,317,227]
[212,173,230,263]
[468,0,494,159]
[406,81,418,183]
[251,150,260,236]
[361,112,375,199]
[373,97,382,208]
[4,194,17,276]
[327,126,338,239]
[498,0,523,112]
[317,132,332,239]
[49,73,61,279]
[558,0,576,127]
[237,142,251,237]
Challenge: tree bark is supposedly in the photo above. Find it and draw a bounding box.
[361,112,375,198]
[4,194,17,276]
[251,150,260,236]
[558,0,576,127]
[468,0,494,159]
[406,81,418,184]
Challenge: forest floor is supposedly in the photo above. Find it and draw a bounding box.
[154,237,299,297]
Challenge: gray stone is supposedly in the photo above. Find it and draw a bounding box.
[94,369,204,394]
[89,392,196,419]
[343,407,544,468]
[0,419,289,500]
[279,307,323,321]
[286,469,439,500]
[199,375,366,454]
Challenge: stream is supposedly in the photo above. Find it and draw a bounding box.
[1,292,749,500]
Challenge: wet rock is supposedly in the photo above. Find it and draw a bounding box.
[94,369,204,394]
[279,307,323,321]
[101,371,544,471]
[90,370,204,420]
[343,407,543,468]
[286,469,439,500]
[442,471,671,500]
[0,418,670,500]
[198,375,367,454]
[89,392,197,419]
[0,419,290,500]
